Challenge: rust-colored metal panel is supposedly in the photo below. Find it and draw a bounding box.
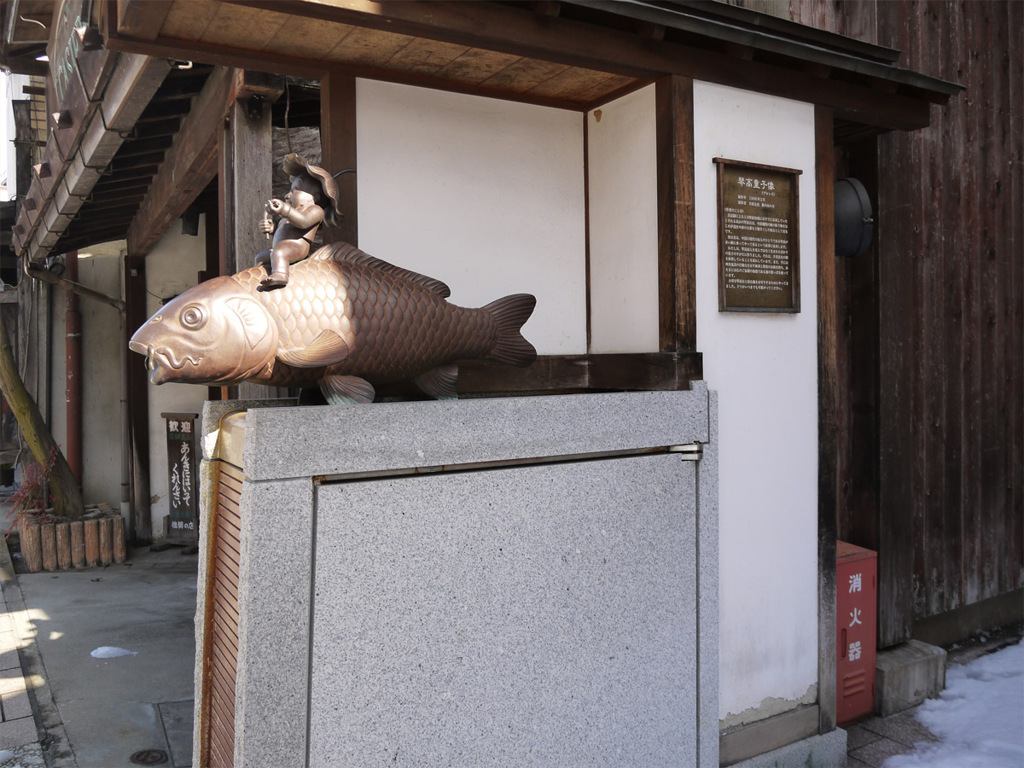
[202,461,243,768]
[837,541,877,725]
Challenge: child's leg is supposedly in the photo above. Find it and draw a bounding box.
[260,241,307,289]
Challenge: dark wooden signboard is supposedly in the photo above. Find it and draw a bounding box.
[162,412,199,542]
[714,158,802,312]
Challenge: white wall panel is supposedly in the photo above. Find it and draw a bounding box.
[693,81,820,726]
[357,80,587,356]
[587,85,659,354]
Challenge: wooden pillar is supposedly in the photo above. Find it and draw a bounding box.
[815,105,839,735]
[219,71,287,400]
[124,255,151,543]
[319,73,358,247]
[655,75,696,355]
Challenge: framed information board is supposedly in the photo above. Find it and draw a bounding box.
[714,158,802,312]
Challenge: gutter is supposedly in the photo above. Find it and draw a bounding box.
[23,259,126,311]
[567,0,962,100]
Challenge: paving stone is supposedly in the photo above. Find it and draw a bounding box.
[860,710,938,747]
[0,649,19,673]
[847,757,875,768]
[0,676,26,698]
[0,716,38,750]
[849,735,913,767]
[845,723,883,749]
[1,688,32,721]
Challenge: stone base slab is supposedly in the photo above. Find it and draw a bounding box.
[875,639,946,717]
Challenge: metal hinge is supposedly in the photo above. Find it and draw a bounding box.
[668,443,704,461]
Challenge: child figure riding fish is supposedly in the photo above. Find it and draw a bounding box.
[256,153,346,291]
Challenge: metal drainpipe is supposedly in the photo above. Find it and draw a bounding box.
[119,311,132,539]
[24,257,132,534]
[65,251,82,486]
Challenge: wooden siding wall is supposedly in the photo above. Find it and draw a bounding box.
[784,0,1023,646]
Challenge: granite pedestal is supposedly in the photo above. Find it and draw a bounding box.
[195,388,719,767]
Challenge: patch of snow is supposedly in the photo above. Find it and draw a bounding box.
[884,642,1024,768]
[90,646,137,659]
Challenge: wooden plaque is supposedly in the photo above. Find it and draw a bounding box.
[714,158,802,312]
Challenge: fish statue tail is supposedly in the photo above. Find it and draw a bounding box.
[483,293,537,367]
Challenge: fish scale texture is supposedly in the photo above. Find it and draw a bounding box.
[234,251,497,382]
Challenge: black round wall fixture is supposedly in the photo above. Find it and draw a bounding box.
[834,177,874,258]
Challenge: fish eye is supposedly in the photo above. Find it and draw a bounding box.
[180,304,207,330]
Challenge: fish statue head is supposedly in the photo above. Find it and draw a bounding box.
[129,277,279,385]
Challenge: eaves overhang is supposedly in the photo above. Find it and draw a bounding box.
[7,0,961,265]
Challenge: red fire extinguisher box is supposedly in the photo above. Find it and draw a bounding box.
[836,541,877,725]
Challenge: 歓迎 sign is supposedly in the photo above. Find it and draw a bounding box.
[714,158,802,312]
[162,412,199,542]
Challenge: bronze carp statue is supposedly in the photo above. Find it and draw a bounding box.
[128,242,537,404]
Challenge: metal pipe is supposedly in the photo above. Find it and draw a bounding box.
[64,251,82,486]
[4,0,21,46]
[120,309,132,539]
[24,260,126,311]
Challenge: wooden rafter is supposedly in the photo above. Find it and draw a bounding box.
[126,66,236,256]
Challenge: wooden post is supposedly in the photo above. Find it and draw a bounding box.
[124,255,151,544]
[99,516,113,565]
[319,73,358,247]
[113,516,126,563]
[815,104,839,735]
[41,522,57,571]
[20,518,42,573]
[655,75,697,356]
[70,520,86,568]
[84,519,99,566]
[56,522,72,570]
[220,71,288,400]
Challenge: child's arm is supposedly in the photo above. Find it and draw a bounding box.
[267,198,324,230]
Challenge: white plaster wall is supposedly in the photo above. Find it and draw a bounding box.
[144,216,209,539]
[47,242,124,509]
[0,73,29,200]
[692,82,820,726]
[587,85,659,354]
[356,80,587,356]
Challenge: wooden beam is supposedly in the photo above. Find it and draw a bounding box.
[116,0,173,40]
[225,0,937,131]
[656,75,696,353]
[126,67,236,257]
[815,104,839,736]
[319,73,358,246]
[15,53,171,264]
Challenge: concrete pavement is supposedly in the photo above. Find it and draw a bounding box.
[0,534,197,768]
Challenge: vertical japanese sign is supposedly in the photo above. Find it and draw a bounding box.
[162,413,199,542]
[714,158,802,312]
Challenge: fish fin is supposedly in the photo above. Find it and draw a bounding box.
[277,330,350,368]
[318,242,451,298]
[484,294,537,367]
[226,297,272,351]
[414,363,459,400]
[320,375,375,405]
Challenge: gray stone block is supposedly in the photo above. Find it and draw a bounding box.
[242,386,711,481]
[875,639,946,717]
[728,729,848,768]
[310,453,697,766]
[198,388,719,768]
